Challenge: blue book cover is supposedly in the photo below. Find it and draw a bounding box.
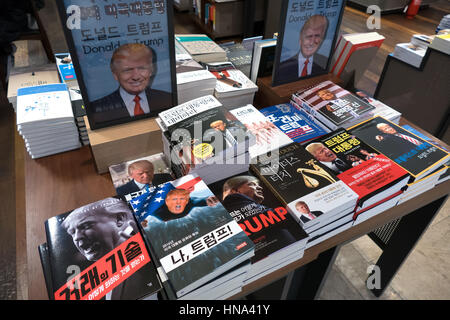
[260,103,328,144]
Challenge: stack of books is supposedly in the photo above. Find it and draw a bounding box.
[260,103,329,144]
[208,170,309,285]
[349,116,450,204]
[175,34,227,63]
[68,86,89,146]
[436,15,450,33]
[303,128,410,226]
[429,31,450,55]
[330,32,385,86]
[41,197,163,300]
[249,38,277,83]
[227,104,293,159]
[292,80,375,131]
[251,143,359,249]
[16,83,81,159]
[129,174,255,299]
[203,61,258,109]
[157,95,255,185]
[175,38,217,104]
[393,42,427,67]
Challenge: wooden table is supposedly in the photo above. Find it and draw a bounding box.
[18,118,449,300]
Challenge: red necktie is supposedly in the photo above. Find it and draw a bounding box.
[301,59,309,77]
[133,95,144,116]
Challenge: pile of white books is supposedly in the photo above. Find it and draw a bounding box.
[16,83,81,159]
[429,31,450,55]
[175,34,227,63]
[175,38,217,104]
[157,95,255,184]
[393,43,426,67]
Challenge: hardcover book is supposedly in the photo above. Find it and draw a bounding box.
[55,53,77,82]
[292,80,375,130]
[348,116,450,181]
[251,143,358,230]
[129,174,255,298]
[260,103,328,144]
[44,197,162,300]
[303,128,410,219]
[208,171,309,281]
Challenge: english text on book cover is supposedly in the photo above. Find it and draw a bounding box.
[57,0,177,129]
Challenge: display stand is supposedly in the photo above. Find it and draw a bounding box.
[254,74,342,108]
[85,116,163,174]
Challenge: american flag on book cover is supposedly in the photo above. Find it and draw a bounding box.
[130,182,175,223]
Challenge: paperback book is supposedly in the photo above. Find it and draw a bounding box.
[129,174,255,298]
[44,197,162,300]
[260,103,329,144]
[292,80,375,130]
[251,143,358,231]
[349,116,450,182]
[303,128,410,220]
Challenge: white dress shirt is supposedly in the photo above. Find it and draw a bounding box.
[297,53,313,77]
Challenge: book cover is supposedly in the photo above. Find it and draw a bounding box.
[260,103,328,144]
[129,174,254,298]
[38,243,54,300]
[292,81,375,129]
[108,153,174,197]
[228,104,293,159]
[175,34,226,56]
[304,128,410,215]
[44,197,162,300]
[55,53,77,82]
[348,116,450,181]
[208,171,308,264]
[251,143,358,229]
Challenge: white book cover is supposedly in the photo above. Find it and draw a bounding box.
[158,95,222,129]
[16,83,74,126]
[213,69,258,97]
[229,105,292,158]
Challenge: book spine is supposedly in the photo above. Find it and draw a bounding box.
[331,40,349,74]
[291,95,336,131]
[289,99,331,133]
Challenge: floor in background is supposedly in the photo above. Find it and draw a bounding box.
[2,0,449,300]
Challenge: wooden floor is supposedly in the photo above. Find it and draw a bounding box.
[1,0,449,300]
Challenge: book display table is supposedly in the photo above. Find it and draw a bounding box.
[18,115,449,300]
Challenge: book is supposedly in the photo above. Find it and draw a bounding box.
[251,143,359,233]
[348,116,450,182]
[38,242,54,300]
[393,43,427,68]
[260,103,329,144]
[54,53,77,83]
[128,174,255,298]
[208,171,308,284]
[292,80,375,130]
[353,90,401,124]
[175,34,227,63]
[16,83,81,159]
[429,32,450,55]
[219,36,263,78]
[228,104,293,159]
[175,37,217,104]
[303,128,410,221]
[44,197,162,300]
[7,64,60,112]
[203,62,258,109]
[108,153,174,197]
[330,32,385,86]
[249,38,277,83]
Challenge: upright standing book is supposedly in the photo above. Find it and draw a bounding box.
[129,174,255,298]
[44,197,162,300]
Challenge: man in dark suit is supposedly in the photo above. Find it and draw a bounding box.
[90,43,172,124]
[116,160,172,196]
[276,15,329,84]
[295,201,323,224]
[305,142,351,174]
[374,122,423,158]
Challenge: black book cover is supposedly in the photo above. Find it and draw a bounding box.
[208,171,308,264]
[44,197,162,300]
[38,242,54,300]
[257,45,276,78]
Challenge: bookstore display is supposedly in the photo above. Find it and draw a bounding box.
[55,0,178,130]
[8,2,448,301]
